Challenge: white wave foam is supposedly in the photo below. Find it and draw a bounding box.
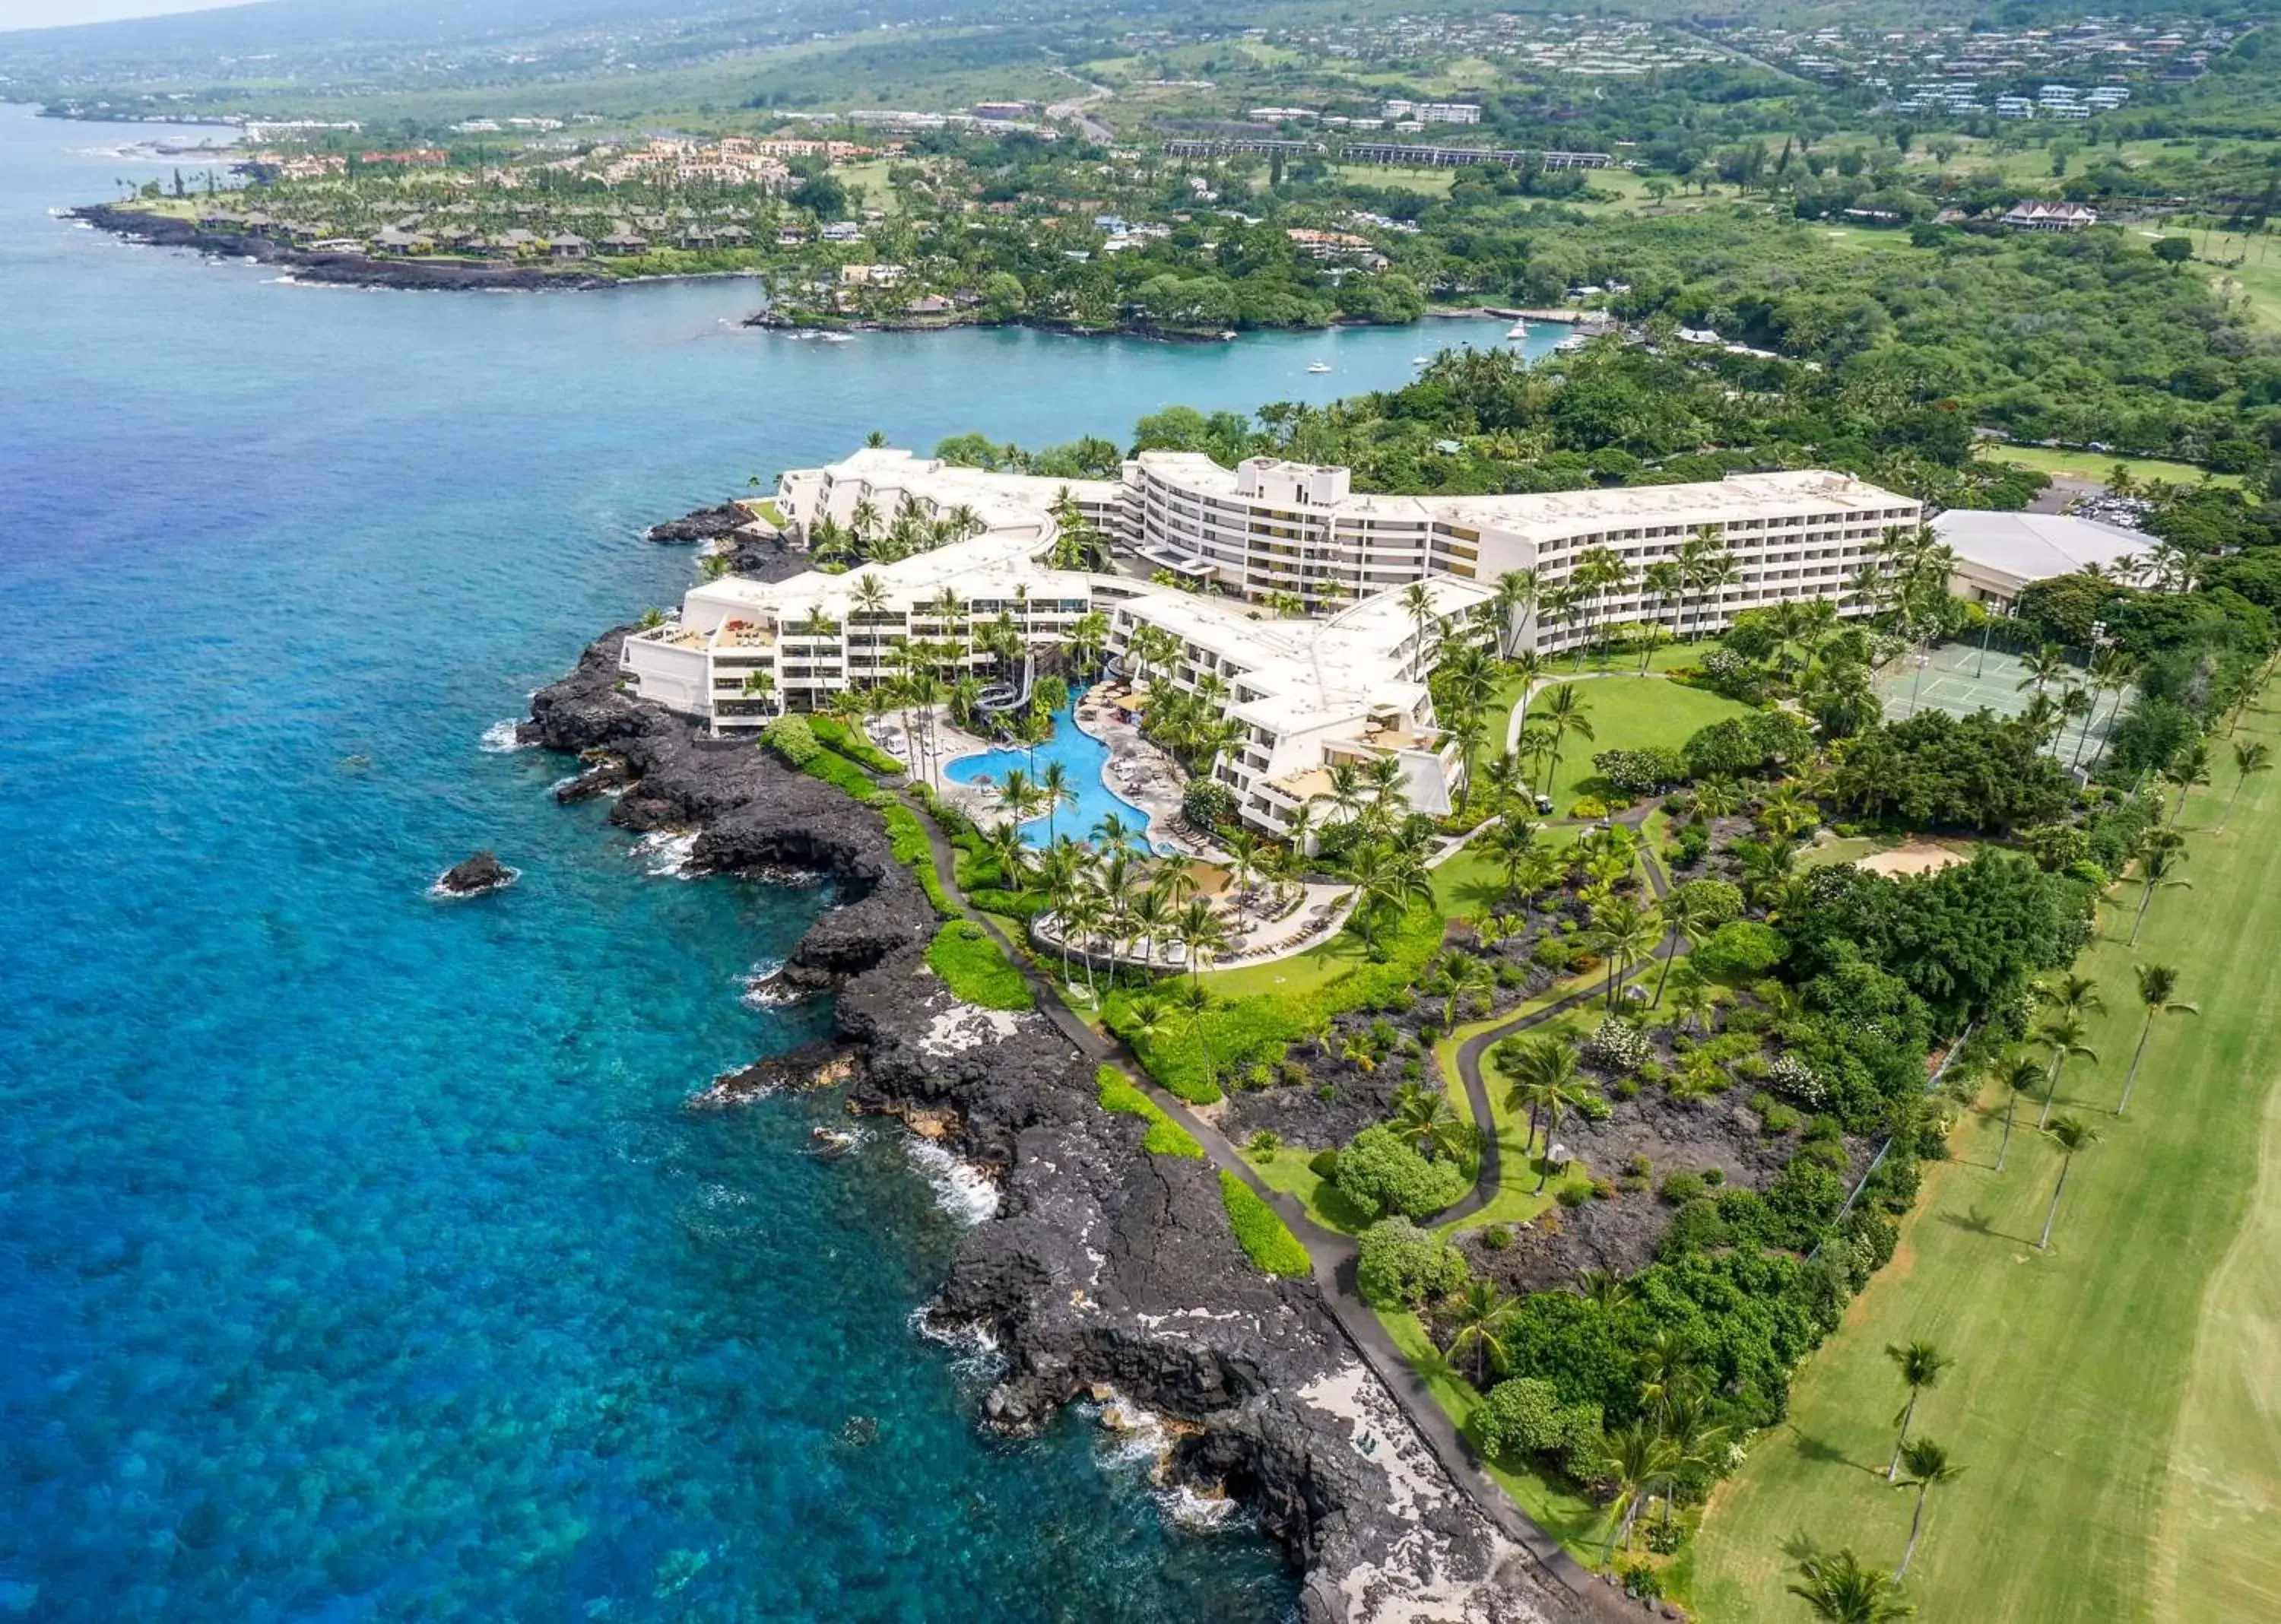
[905,1138,998,1225]
[479,719,532,753]
[909,1307,1007,1381]
[1156,1483,1239,1530]
[740,959,802,1009]
[633,829,699,878]
[1088,1394,1171,1470]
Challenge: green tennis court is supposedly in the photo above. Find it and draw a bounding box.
[1873,641,2127,768]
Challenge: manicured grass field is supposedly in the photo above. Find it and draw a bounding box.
[1683,699,2281,1622]
[1509,674,1757,814]
[1981,442,2243,491]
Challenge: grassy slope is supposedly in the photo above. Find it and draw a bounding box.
[1514,674,1756,814]
[1685,700,2281,1622]
[1983,443,2245,490]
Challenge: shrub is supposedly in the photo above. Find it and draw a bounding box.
[1182,777,1238,831]
[807,715,905,776]
[926,920,1033,1010]
[1592,746,1689,798]
[1248,1128,1282,1158]
[801,746,879,802]
[1683,711,1812,778]
[1581,1017,1651,1073]
[1480,1223,1513,1251]
[1096,1065,1204,1159]
[1356,1217,1470,1308]
[761,714,820,767]
[1670,877,1744,926]
[1309,1148,1340,1180]
[1570,795,1610,820]
[879,801,953,917]
[1766,1052,1828,1109]
[1476,1378,1606,1471]
[1531,937,1577,973]
[1220,1172,1311,1277]
[1556,1184,1589,1207]
[1658,1171,1708,1205]
[1334,1124,1469,1220]
[1693,920,1786,980]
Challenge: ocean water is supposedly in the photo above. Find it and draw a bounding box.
[0,105,1541,1622]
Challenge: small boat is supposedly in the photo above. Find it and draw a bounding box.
[1410,355,1429,366]
[1306,361,1331,374]
[1555,333,1590,353]
[807,1127,858,1159]
[1506,319,1528,339]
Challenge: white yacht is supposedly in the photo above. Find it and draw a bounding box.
[1306,361,1331,374]
[1505,319,1528,339]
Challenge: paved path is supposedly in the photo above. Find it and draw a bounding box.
[890,779,1648,1621]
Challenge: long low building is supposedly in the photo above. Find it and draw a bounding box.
[1932,509,2156,611]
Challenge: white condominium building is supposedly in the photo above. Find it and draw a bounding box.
[1104,576,1491,833]
[1120,453,1918,648]
[774,446,1125,545]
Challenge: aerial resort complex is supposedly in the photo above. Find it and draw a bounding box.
[621,445,1921,837]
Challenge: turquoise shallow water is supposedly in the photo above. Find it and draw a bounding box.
[0,104,1548,1622]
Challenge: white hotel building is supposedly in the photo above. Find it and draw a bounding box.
[617,446,1914,834]
[1120,453,1918,648]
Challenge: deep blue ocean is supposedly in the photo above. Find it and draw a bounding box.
[0,103,1541,1622]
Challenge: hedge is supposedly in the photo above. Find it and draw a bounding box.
[801,747,880,804]
[1096,1064,1205,1159]
[1219,1171,1312,1277]
[878,800,953,917]
[926,920,1034,1010]
[762,714,820,767]
[809,715,906,777]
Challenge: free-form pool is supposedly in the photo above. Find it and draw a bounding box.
[944,702,1165,849]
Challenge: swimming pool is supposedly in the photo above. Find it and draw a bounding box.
[944,702,1166,850]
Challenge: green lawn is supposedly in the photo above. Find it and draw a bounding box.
[1378,1307,1611,1559]
[1511,674,1757,815]
[1685,699,2281,1622]
[1248,1147,1372,1233]
[1981,442,2243,491]
[2197,237,2281,334]
[1201,920,1381,999]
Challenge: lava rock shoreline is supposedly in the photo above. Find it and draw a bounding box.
[525,628,1588,1623]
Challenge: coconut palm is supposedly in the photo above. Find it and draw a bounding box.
[1601,1419,1681,1556]
[1092,811,1140,856]
[1344,841,1433,955]
[2162,739,2213,825]
[1990,1051,2046,1173]
[2038,1115,2102,1249]
[1036,761,1075,843]
[1576,1268,1635,1310]
[1444,1279,1519,1387]
[1788,1547,1914,1621]
[1693,777,1743,820]
[1496,1036,1587,1173]
[2035,1013,2099,1131]
[1489,568,1540,660]
[1667,960,1721,1034]
[2217,740,2273,834]
[1126,885,1175,969]
[1172,896,1231,983]
[1174,977,1218,1093]
[2015,642,2067,695]
[1892,1439,1961,1579]
[1483,814,1542,902]
[1535,684,1595,798]
[1883,1341,1951,1481]
[1587,896,1661,1009]
[1390,1081,1474,1164]
[1424,951,1496,1029]
[2116,963,2197,1115]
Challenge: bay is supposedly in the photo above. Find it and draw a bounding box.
[0,102,1547,1622]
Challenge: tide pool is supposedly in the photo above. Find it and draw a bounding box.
[0,103,1556,1622]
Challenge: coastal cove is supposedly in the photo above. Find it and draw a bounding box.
[0,106,1540,1621]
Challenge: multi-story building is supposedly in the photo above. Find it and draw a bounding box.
[617,446,1915,833]
[1118,453,1918,649]
[1382,100,1483,124]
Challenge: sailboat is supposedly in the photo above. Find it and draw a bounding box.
[1505,318,1529,339]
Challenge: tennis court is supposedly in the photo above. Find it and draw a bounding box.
[1873,641,2126,768]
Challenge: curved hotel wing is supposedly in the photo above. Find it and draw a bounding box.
[618,446,1918,834]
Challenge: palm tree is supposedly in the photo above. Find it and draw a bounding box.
[2038,1115,2102,1249]
[1535,684,1594,798]
[1092,811,1139,855]
[1496,1036,1587,1175]
[2162,739,2213,826]
[1344,841,1432,955]
[1390,1081,1473,1163]
[1892,1439,1961,1579]
[1883,1341,1951,1481]
[1172,896,1232,982]
[1601,1419,1680,1556]
[2217,740,2273,834]
[1489,567,1539,660]
[1576,1267,1635,1310]
[1587,896,1660,1009]
[1037,761,1074,843]
[1788,1547,1914,1621]
[1990,1051,2046,1173]
[2035,1013,2099,1131]
[2016,642,2067,696]
[1569,546,1632,667]
[2116,963,2197,1115]
[1483,814,1542,903]
[1425,952,1495,1028]
[1398,581,1438,674]
[1175,977,1219,1093]
[1126,885,1175,969]
[1445,1280,1518,1386]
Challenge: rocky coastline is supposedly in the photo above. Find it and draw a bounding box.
[520,621,1588,1622]
[69,202,716,293]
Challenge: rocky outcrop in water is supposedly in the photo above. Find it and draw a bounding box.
[433,850,516,897]
[527,626,1588,1623]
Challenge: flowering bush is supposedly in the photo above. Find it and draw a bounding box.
[1767,1052,1828,1108]
[1581,1017,1652,1073]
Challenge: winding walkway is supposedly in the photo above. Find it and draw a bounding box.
[893,779,1653,1622]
